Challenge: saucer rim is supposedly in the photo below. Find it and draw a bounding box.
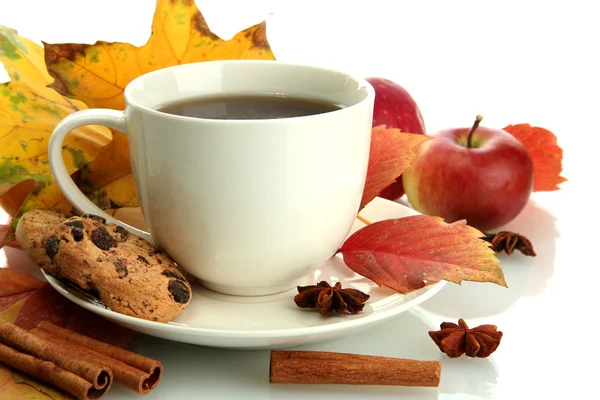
[43,271,446,338]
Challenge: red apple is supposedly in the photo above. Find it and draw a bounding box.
[402,115,534,232]
[365,77,426,200]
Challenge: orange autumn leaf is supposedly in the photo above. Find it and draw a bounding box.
[0,269,44,317]
[360,126,430,210]
[0,268,44,297]
[337,215,505,294]
[44,0,274,110]
[503,123,566,191]
[69,130,137,210]
[0,223,17,249]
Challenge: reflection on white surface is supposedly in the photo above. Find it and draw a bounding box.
[104,309,501,399]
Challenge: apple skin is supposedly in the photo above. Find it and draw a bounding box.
[365,77,426,200]
[402,126,534,232]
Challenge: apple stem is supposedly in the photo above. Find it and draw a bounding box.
[466,115,484,148]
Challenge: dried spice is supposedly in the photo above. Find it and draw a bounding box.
[294,281,369,316]
[484,231,536,256]
[429,318,503,358]
[269,350,441,387]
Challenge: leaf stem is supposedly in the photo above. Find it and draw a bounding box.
[466,115,483,148]
[356,215,372,225]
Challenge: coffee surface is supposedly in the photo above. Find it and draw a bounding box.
[158,94,342,120]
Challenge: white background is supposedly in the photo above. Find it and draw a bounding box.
[1,1,599,399]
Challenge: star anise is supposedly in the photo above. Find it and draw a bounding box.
[294,281,370,316]
[429,318,503,358]
[484,231,536,256]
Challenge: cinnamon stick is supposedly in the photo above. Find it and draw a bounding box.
[32,326,161,394]
[0,319,112,390]
[0,343,108,400]
[36,321,161,380]
[269,351,441,387]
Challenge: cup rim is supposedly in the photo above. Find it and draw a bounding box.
[123,59,375,124]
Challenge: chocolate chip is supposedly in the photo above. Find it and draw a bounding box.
[115,225,128,236]
[82,214,106,224]
[91,227,116,250]
[137,255,149,264]
[168,280,190,304]
[65,220,85,230]
[45,236,60,258]
[71,227,84,242]
[162,270,183,280]
[113,260,128,278]
[83,260,90,267]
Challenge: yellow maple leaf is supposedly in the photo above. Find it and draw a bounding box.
[0,27,112,235]
[0,0,275,245]
[45,0,274,110]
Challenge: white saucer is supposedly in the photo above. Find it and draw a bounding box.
[43,197,446,349]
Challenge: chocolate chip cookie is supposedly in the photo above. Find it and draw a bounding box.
[16,209,192,322]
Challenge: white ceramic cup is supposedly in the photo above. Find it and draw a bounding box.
[49,60,374,296]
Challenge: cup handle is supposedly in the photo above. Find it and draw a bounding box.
[48,109,154,245]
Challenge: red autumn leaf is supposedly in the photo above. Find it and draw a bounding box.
[359,126,430,210]
[0,268,44,297]
[13,283,133,348]
[337,215,506,294]
[0,223,20,249]
[0,268,133,348]
[0,292,32,313]
[0,269,42,315]
[503,123,566,191]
